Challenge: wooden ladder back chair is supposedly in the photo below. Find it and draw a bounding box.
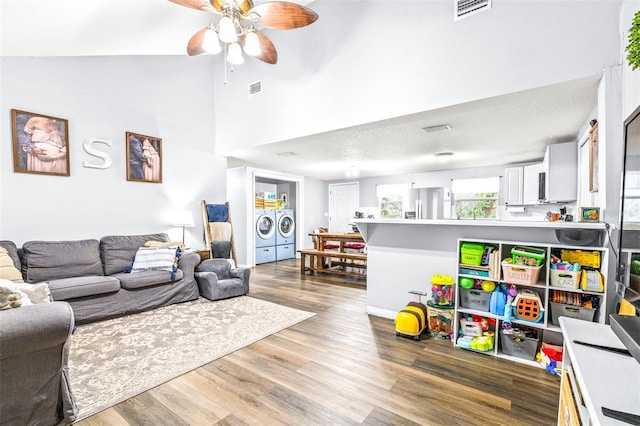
[201,200,238,267]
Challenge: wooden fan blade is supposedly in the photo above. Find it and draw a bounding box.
[247,2,318,30]
[168,0,216,13]
[187,27,208,56]
[212,0,252,13]
[254,30,278,64]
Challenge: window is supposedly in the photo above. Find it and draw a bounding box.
[376,184,410,219]
[623,171,640,223]
[451,177,499,219]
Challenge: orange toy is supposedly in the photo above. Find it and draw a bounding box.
[513,289,544,323]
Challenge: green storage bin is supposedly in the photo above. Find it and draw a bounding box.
[460,243,484,266]
[511,246,546,267]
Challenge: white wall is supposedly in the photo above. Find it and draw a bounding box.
[621,2,640,119]
[302,177,327,249]
[0,56,227,248]
[213,0,621,155]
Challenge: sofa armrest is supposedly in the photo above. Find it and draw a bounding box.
[230,268,250,285]
[177,251,200,278]
[194,271,219,300]
[0,302,78,425]
[0,302,74,359]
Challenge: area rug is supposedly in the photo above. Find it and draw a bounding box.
[69,296,315,421]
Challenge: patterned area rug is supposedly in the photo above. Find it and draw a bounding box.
[69,296,315,421]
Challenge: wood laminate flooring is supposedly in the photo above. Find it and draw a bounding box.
[76,259,560,425]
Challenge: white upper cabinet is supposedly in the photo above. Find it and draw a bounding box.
[523,163,544,205]
[542,141,578,203]
[504,167,524,205]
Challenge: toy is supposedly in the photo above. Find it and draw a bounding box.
[395,290,429,340]
[502,285,517,330]
[431,274,455,305]
[459,277,474,289]
[481,280,496,292]
[513,289,544,323]
[489,285,506,315]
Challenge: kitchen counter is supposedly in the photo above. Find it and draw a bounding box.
[353,218,611,319]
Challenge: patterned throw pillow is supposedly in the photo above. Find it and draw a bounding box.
[130,247,180,274]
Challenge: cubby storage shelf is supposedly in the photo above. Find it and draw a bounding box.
[454,238,609,368]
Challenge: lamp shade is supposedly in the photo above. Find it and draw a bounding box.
[172,210,195,227]
[243,30,261,56]
[219,15,237,43]
[203,28,222,54]
[227,42,244,64]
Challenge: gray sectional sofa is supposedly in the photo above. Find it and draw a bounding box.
[3,233,201,324]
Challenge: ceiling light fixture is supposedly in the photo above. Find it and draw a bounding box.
[345,166,360,178]
[171,0,319,66]
[434,152,454,163]
[422,124,452,133]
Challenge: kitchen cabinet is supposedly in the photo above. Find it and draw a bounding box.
[541,142,577,203]
[523,163,544,205]
[504,166,524,205]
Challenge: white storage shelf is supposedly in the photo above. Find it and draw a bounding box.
[454,238,608,367]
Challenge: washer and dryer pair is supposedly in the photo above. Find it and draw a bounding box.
[255,209,295,264]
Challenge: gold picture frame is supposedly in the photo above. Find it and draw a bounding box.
[11,109,70,176]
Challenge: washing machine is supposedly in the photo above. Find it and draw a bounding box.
[276,209,295,260]
[255,209,276,264]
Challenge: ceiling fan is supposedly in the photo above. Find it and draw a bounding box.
[169,0,319,65]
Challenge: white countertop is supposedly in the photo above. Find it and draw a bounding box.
[560,317,640,425]
[354,218,608,229]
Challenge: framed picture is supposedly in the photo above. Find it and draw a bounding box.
[589,122,599,192]
[126,132,162,183]
[580,207,600,223]
[11,109,70,176]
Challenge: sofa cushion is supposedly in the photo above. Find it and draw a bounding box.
[48,276,120,300]
[100,233,169,275]
[112,269,184,290]
[22,240,103,284]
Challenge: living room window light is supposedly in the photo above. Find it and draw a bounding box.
[451,177,499,219]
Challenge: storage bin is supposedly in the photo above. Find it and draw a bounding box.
[549,269,581,289]
[511,246,546,267]
[431,274,455,306]
[460,243,484,266]
[459,318,483,336]
[500,330,540,361]
[560,250,600,269]
[549,302,596,326]
[459,288,492,311]
[426,302,454,339]
[501,261,543,286]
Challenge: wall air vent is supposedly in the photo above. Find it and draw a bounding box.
[454,0,491,21]
[248,80,262,97]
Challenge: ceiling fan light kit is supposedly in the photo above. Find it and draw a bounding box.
[170,0,319,65]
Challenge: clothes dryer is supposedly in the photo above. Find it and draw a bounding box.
[276,209,295,245]
[275,209,295,260]
[255,209,276,264]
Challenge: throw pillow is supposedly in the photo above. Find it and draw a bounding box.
[144,240,186,250]
[129,247,180,279]
[0,279,51,309]
[0,247,24,282]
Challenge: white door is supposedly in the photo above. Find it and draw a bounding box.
[329,182,359,232]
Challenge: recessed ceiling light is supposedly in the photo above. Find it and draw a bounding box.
[276,152,297,157]
[434,152,454,163]
[422,124,452,133]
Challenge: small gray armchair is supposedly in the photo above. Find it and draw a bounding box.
[195,259,250,301]
[0,302,78,426]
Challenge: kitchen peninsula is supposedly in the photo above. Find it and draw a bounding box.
[354,219,610,319]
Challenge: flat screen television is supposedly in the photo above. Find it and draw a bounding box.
[618,103,640,313]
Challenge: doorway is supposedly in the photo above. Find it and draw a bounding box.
[328,182,359,232]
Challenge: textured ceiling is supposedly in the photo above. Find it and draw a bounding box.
[226,74,600,180]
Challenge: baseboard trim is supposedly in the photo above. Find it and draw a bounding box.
[366,306,397,320]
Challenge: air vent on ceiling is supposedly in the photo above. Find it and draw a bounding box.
[248,80,262,97]
[454,0,491,21]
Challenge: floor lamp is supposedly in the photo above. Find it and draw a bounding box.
[172,210,195,245]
